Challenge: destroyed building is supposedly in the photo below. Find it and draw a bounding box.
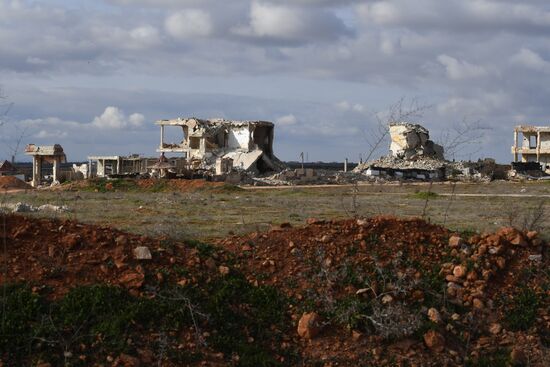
[25,144,67,187]
[354,122,447,180]
[512,125,550,174]
[389,123,444,160]
[156,118,284,174]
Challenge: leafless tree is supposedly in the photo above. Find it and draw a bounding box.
[363,97,432,162]
[437,117,490,161]
[0,86,24,162]
[0,86,13,128]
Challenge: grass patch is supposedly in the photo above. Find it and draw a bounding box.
[504,287,540,331]
[412,191,439,200]
[0,274,293,366]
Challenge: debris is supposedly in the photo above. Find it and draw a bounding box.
[423,330,445,352]
[133,246,152,260]
[297,312,322,339]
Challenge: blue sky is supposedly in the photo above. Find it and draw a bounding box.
[1,0,549,163]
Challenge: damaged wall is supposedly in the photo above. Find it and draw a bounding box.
[389,122,444,160]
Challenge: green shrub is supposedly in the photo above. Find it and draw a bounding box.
[505,287,540,331]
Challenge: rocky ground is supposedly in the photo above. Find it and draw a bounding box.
[1,213,549,366]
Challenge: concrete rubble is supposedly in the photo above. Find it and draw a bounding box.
[1,202,70,213]
[156,117,286,176]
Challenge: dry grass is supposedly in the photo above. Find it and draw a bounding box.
[2,180,549,240]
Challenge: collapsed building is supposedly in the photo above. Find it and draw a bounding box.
[511,125,550,175]
[156,118,285,174]
[354,122,447,180]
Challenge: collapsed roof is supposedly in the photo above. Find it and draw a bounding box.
[156,117,285,174]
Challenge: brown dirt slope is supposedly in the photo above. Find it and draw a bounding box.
[0,176,32,190]
[0,214,549,366]
[218,216,550,366]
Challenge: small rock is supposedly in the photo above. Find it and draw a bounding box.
[297,312,322,339]
[218,265,230,276]
[133,246,152,260]
[528,254,542,262]
[423,330,445,352]
[115,235,128,247]
[381,294,394,304]
[352,330,363,341]
[449,235,463,248]
[489,323,502,335]
[428,308,442,324]
[472,298,484,310]
[453,265,467,278]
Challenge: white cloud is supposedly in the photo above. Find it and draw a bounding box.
[336,101,365,113]
[510,48,550,73]
[276,114,297,126]
[165,9,213,39]
[34,130,68,139]
[233,1,351,43]
[437,54,488,80]
[92,107,145,129]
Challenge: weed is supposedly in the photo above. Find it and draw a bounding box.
[465,348,509,367]
[413,191,439,200]
[504,287,540,331]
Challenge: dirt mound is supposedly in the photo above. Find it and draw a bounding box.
[1,214,548,366]
[218,216,550,366]
[0,176,32,190]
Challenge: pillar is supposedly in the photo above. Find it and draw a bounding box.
[537,131,541,162]
[160,125,165,148]
[32,156,42,187]
[513,129,518,162]
[53,157,59,183]
[344,158,348,172]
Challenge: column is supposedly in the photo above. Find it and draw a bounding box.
[537,131,541,162]
[53,157,59,183]
[513,129,518,162]
[160,125,165,148]
[32,156,38,187]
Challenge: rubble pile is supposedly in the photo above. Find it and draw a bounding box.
[388,122,444,160]
[354,122,503,182]
[2,213,548,365]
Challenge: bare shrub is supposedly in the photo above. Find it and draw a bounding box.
[366,302,422,340]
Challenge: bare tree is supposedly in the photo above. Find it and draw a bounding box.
[437,117,490,161]
[0,86,13,128]
[363,97,432,162]
[0,86,25,162]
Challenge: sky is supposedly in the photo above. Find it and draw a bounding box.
[1,0,549,163]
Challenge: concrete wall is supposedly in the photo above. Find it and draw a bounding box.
[227,127,250,150]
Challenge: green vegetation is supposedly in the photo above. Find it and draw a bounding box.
[0,274,293,366]
[412,191,439,200]
[504,287,541,331]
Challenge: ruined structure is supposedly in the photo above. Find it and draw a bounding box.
[0,160,17,176]
[389,122,444,160]
[512,125,550,172]
[87,154,144,178]
[353,122,447,180]
[25,144,66,187]
[156,118,284,174]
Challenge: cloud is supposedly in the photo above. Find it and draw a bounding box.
[165,9,213,39]
[92,107,145,129]
[336,101,366,113]
[232,1,352,44]
[437,54,488,80]
[275,114,297,126]
[510,48,550,73]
